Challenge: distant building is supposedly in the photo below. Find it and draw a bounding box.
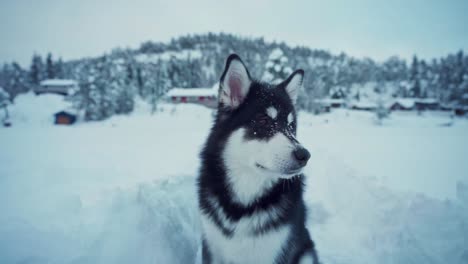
[350,100,377,111]
[452,93,468,116]
[36,79,78,96]
[389,99,415,111]
[389,98,439,111]
[414,98,439,111]
[315,98,345,108]
[166,84,218,108]
[54,111,77,125]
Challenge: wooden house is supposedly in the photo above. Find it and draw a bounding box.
[166,84,218,108]
[389,99,416,111]
[54,111,77,125]
[36,79,78,96]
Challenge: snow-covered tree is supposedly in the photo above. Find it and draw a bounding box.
[54,58,65,79]
[2,32,467,118]
[46,53,55,79]
[29,54,45,86]
[114,63,136,115]
[0,62,29,100]
[0,87,10,124]
[140,59,170,114]
[374,83,390,125]
[262,48,292,83]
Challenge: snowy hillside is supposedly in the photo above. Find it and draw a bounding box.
[1,94,468,264]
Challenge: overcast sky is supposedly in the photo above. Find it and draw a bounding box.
[1,0,467,66]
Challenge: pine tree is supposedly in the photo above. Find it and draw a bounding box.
[115,63,136,114]
[29,54,44,86]
[0,87,10,123]
[262,48,292,83]
[46,53,55,79]
[149,59,169,114]
[54,58,64,79]
[136,67,144,97]
[410,56,421,97]
[374,82,389,125]
[1,63,29,100]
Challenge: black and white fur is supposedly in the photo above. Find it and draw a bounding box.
[198,54,319,264]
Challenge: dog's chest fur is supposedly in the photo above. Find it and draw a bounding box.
[200,205,290,264]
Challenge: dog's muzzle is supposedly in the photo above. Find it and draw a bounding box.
[293,147,311,167]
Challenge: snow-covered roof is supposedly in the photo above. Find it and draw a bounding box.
[391,98,439,108]
[350,100,376,109]
[166,84,218,97]
[315,98,345,104]
[392,98,416,108]
[40,79,77,86]
[416,98,438,104]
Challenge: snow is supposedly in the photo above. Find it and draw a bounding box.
[135,50,202,63]
[315,98,345,105]
[393,98,416,108]
[274,64,281,72]
[0,87,9,106]
[7,92,72,125]
[166,85,218,98]
[265,61,274,69]
[39,79,77,86]
[268,48,284,60]
[284,66,293,74]
[1,94,468,264]
[350,99,376,109]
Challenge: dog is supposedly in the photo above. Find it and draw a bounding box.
[198,54,319,264]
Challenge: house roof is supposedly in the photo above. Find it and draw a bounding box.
[393,98,415,108]
[315,98,345,105]
[40,79,77,86]
[391,98,439,108]
[415,98,438,104]
[166,84,218,97]
[54,110,77,117]
[350,100,377,109]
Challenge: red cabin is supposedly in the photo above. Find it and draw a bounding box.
[166,84,218,108]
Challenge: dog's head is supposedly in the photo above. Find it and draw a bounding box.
[217,54,310,180]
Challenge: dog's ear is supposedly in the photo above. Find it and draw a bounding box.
[280,69,304,104]
[219,54,252,110]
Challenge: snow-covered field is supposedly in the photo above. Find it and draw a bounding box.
[1,93,468,264]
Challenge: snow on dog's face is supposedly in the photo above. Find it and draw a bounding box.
[218,54,310,181]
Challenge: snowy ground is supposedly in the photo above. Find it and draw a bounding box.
[1,93,468,264]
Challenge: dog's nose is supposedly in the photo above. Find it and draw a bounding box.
[293,147,310,166]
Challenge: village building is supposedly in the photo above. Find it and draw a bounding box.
[53,110,77,125]
[414,98,439,111]
[35,79,78,96]
[389,98,416,111]
[350,100,377,111]
[166,84,218,108]
[389,98,440,111]
[315,98,346,108]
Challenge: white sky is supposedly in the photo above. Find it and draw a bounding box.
[1,0,467,66]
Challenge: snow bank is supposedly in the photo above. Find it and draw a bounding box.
[1,94,468,264]
[0,177,200,264]
[305,153,468,264]
[8,92,72,126]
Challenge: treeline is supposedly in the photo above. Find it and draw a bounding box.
[0,33,467,120]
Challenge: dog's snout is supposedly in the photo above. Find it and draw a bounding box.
[293,147,310,165]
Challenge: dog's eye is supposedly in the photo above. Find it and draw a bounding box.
[256,114,269,126]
